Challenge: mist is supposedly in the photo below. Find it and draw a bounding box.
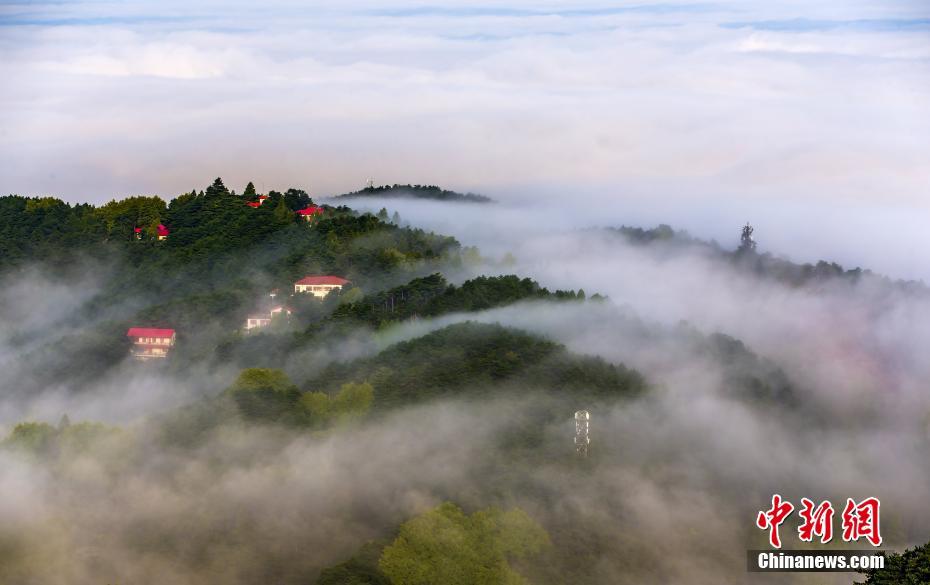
[1,192,928,583]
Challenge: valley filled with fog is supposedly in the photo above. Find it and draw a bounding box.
[0,186,926,584]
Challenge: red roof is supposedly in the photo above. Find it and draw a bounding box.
[133,227,142,233]
[157,224,170,236]
[246,201,261,208]
[127,327,175,338]
[296,276,349,286]
[296,206,324,216]
[258,195,269,200]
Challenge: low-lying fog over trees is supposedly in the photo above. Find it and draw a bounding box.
[0,182,928,584]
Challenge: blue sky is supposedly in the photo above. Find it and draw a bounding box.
[1,0,929,275]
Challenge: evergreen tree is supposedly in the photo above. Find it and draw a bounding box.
[273,196,293,225]
[243,181,257,197]
[205,177,229,198]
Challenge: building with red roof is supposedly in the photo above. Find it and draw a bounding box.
[156,224,170,240]
[294,275,349,298]
[296,206,324,222]
[246,201,261,208]
[127,327,176,360]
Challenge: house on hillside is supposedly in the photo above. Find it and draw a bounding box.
[294,275,348,298]
[156,224,170,241]
[258,195,269,205]
[296,206,324,222]
[133,227,143,240]
[127,327,176,361]
[244,306,292,333]
[246,201,261,208]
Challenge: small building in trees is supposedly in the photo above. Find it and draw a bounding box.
[156,224,170,241]
[133,227,143,240]
[244,306,292,332]
[246,201,261,208]
[296,206,324,222]
[126,327,176,361]
[257,195,270,205]
[295,275,349,298]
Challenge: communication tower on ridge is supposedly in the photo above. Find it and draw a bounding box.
[575,410,591,458]
[739,222,757,252]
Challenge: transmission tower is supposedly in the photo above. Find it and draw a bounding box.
[575,410,590,457]
[739,222,756,251]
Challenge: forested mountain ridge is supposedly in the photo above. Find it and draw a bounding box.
[608,224,928,293]
[335,183,494,203]
[3,184,921,585]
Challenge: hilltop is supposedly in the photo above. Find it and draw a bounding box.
[334,184,494,203]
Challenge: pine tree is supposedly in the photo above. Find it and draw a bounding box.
[244,182,257,197]
[205,177,229,198]
[273,196,292,225]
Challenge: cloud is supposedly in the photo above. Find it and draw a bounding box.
[0,0,926,226]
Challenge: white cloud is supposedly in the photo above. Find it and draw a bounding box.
[0,0,928,245]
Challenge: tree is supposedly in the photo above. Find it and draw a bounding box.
[284,188,312,211]
[377,207,389,221]
[856,541,930,585]
[205,177,229,198]
[331,381,374,421]
[2,422,57,454]
[273,196,293,225]
[243,181,257,197]
[226,368,302,424]
[299,381,374,425]
[379,503,549,585]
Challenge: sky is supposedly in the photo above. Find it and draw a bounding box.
[1,0,929,276]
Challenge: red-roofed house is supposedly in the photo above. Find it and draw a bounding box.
[133,227,143,240]
[127,327,176,360]
[246,201,261,208]
[294,275,349,298]
[296,206,324,222]
[156,224,170,241]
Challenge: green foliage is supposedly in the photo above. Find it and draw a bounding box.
[0,195,107,267]
[226,368,303,424]
[856,541,930,585]
[379,502,548,585]
[2,420,126,461]
[2,422,57,454]
[298,382,374,425]
[317,542,392,585]
[273,196,293,225]
[223,370,373,428]
[0,179,465,396]
[333,274,586,328]
[307,322,646,410]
